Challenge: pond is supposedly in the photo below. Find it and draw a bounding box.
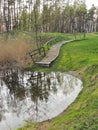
[0,70,83,130]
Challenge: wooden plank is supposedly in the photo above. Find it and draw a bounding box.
[35,39,76,67]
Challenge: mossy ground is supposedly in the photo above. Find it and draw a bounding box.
[17,34,98,130]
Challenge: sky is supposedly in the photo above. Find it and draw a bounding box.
[86,0,98,9]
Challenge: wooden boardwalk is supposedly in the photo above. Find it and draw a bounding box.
[35,39,75,67]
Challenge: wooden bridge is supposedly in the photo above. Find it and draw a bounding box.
[34,39,76,67]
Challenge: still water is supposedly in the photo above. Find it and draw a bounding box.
[0,70,83,130]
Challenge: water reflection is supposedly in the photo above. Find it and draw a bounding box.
[0,70,83,130]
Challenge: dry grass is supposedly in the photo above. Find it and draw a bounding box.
[0,39,35,70]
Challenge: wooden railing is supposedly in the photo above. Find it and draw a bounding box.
[28,47,46,63]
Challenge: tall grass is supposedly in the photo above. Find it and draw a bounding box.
[0,38,35,70]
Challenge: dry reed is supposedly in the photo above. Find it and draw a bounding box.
[0,39,35,70]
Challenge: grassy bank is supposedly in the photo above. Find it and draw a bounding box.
[18,34,98,130]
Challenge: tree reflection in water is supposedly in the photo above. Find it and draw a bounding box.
[0,70,57,121]
[0,69,83,130]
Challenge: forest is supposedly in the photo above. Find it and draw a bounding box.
[0,0,98,130]
[0,0,98,34]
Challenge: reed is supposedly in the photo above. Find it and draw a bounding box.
[0,38,35,69]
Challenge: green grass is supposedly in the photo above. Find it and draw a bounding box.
[93,32,98,35]
[51,35,98,71]
[17,34,98,130]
